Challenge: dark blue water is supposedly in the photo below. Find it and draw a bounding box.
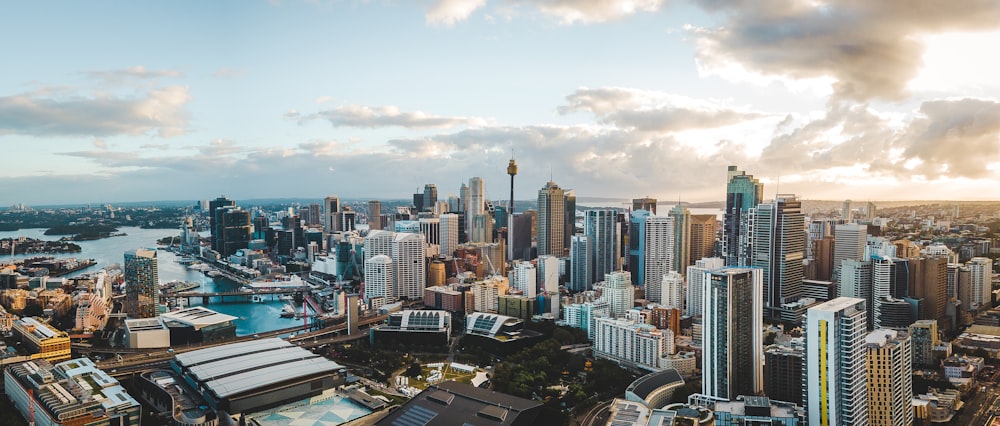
[0,227,303,335]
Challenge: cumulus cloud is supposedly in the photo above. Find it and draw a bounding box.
[692,1,1000,101]
[291,104,489,129]
[426,0,486,25]
[508,0,663,24]
[900,98,1000,179]
[559,87,768,132]
[0,86,191,137]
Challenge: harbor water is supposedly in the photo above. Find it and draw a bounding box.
[0,227,305,335]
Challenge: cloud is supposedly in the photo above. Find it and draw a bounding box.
[508,0,664,24]
[559,87,768,132]
[900,98,1000,179]
[0,86,191,137]
[291,104,489,129]
[85,66,183,85]
[426,0,486,25]
[692,1,1000,101]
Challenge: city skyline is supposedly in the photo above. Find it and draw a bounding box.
[5,2,1000,205]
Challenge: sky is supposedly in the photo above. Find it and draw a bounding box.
[4,1,1000,206]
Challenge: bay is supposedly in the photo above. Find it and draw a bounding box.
[0,227,303,335]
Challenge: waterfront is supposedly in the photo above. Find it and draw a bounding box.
[0,227,305,335]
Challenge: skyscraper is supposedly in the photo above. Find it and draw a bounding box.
[660,270,684,310]
[702,267,763,399]
[537,255,560,294]
[364,255,393,308]
[833,223,867,283]
[209,195,235,253]
[598,271,634,318]
[686,257,725,318]
[467,177,485,238]
[439,213,459,256]
[218,207,252,257]
[723,166,763,267]
[511,261,537,298]
[632,197,657,214]
[968,257,993,311]
[392,233,426,301]
[752,194,806,319]
[508,213,532,261]
[640,215,675,304]
[570,234,593,292]
[422,183,438,213]
[866,329,913,426]
[668,204,691,277]
[537,181,566,257]
[367,200,383,230]
[124,248,159,319]
[324,195,341,233]
[806,297,869,426]
[419,217,440,246]
[563,189,576,253]
[689,214,716,266]
[585,209,619,286]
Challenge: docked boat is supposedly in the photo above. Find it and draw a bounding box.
[279,295,294,302]
[252,294,265,303]
[178,256,197,265]
[280,304,296,317]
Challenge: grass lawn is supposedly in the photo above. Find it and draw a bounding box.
[407,364,479,390]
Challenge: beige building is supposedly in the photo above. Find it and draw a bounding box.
[12,317,71,362]
[866,329,913,426]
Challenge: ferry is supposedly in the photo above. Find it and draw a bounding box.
[178,256,197,265]
[280,304,296,318]
[246,274,307,290]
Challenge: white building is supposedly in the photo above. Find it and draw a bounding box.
[593,316,674,371]
[968,257,993,310]
[364,254,393,306]
[537,255,560,294]
[598,270,635,318]
[642,216,675,304]
[511,261,537,298]
[392,233,426,300]
[806,297,869,426]
[363,230,394,263]
[660,270,684,311]
[686,257,724,318]
[439,213,459,256]
[561,300,610,340]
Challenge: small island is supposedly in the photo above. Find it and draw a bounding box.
[44,224,126,241]
[0,238,82,255]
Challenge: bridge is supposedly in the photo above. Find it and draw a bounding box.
[162,287,312,304]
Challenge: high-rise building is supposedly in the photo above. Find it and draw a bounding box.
[364,255,393,307]
[570,235,593,292]
[469,213,493,243]
[872,256,910,329]
[209,195,235,253]
[422,183,438,213]
[459,183,469,213]
[702,267,763,399]
[723,166,763,267]
[968,257,993,311]
[686,257,725,318]
[764,343,804,405]
[910,257,948,323]
[364,230,394,263]
[219,207,252,257]
[392,233,426,300]
[511,261,537,298]
[508,213,532,261]
[660,270,684,311]
[538,255,560,293]
[627,210,675,297]
[834,223,867,282]
[562,300,610,340]
[439,213,459,256]
[367,200,383,230]
[840,259,873,325]
[598,271,635,318]
[752,194,805,318]
[842,199,853,221]
[806,297,869,426]
[668,204,691,277]
[324,195,341,233]
[866,329,913,426]
[537,181,566,256]
[585,209,619,284]
[909,320,940,367]
[632,197,657,214]
[125,248,159,318]
[564,189,576,253]
[593,317,674,371]
[689,214,716,266]
[419,217,440,246]
[467,177,485,239]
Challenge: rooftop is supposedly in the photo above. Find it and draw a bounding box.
[375,381,541,426]
[626,369,684,402]
[160,306,238,329]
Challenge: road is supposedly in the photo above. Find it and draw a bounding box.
[578,399,613,426]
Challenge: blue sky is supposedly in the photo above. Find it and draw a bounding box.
[4,1,1000,205]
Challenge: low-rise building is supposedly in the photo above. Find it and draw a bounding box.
[370,309,451,348]
[912,387,962,424]
[625,369,685,409]
[712,395,803,425]
[159,306,238,345]
[593,316,675,372]
[123,318,171,349]
[12,317,70,362]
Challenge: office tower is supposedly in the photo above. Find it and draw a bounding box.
[864,201,877,222]
[910,257,948,322]
[564,189,576,252]
[537,181,566,256]
[668,204,691,277]
[872,256,910,329]
[305,203,321,226]
[209,196,235,252]
[494,206,508,232]
[570,235,593,292]
[593,316,674,371]
[752,194,805,318]
[364,255,393,307]
[585,209,619,285]
[723,166,763,267]
[324,195,341,233]
[661,270,684,310]
[598,271,635,318]
[627,210,674,292]
[439,213,459,256]
[764,343,804,405]
[413,191,424,212]
[364,230,394,263]
[448,195,461,213]
[908,320,940,367]
[632,197,657,214]
[702,267,763,399]
[806,297,869,426]
[840,259,873,324]
[469,213,493,243]
[842,199,853,221]
[422,184,438,212]
[124,248,158,318]
[392,233,426,300]
[686,257,725,318]
[368,200,383,230]
[467,177,485,237]
[459,183,469,213]
[866,329,913,426]
[511,261,537,298]
[834,223,867,281]
[219,207,252,257]
[339,208,357,233]
[508,213,532,261]
[968,257,993,311]
[812,236,835,281]
[689,214,716,266]
[538,255,560,293]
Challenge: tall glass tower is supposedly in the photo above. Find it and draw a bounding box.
[723,166,763,267]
